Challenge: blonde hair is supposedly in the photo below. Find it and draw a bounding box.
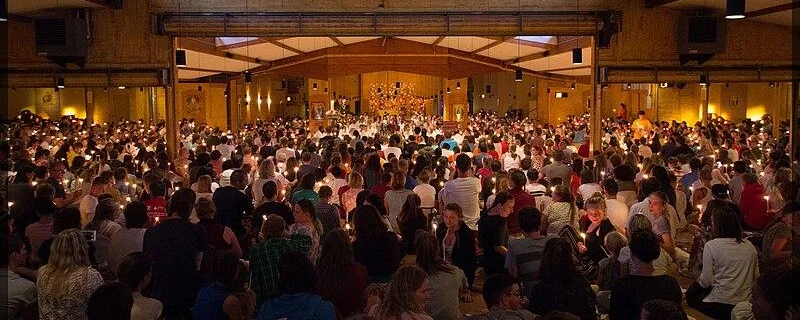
[196,175,213,193]
[348,171,364,189]
[584,192,607,212]
[258,159,275,179]
[37,229,92,297]
[378,266,428,319]
[604,231,627,258]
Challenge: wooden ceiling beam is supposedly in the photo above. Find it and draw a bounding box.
[431,36,447,46]
[178,66,235,74]
[505,36,591,64]
[330,36,346,47]
[541,65,590,73]
[248,37,578,82]
[645,0,682,8]
[268,40,306,55]
[746,2,800,18]
[486,36,556,50]
[215,38,272,51]
[179,37,264,65]
[470,37,510,54]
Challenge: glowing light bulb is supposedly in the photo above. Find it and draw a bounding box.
[8,202,14,207]
[432,222,438,231]
[345,223,352,230]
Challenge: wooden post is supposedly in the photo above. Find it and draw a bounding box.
[701,85,710,124]
[165,38,179,160]
[590,37,602,153]
[84,88,94,125]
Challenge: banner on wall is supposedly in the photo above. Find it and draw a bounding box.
[36,88,60,119]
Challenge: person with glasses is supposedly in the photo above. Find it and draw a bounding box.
[45,162,83,208]
[467,274,538,320]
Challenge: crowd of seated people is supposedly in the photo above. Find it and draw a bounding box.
[1,108,797,320]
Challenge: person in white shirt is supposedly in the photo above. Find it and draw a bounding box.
[118,252,164,320]
[2,233,37,320]
[108,201,149,273]
[441,154,481,231]
[637,137,653,159]
[576,168,602,202]
[382,139,402,161]
[601,179,629,234]
[524,170,546,196]
[502,145,521,171]
[412,170,437,212]
[215,136,235,160]
[688,209,758,320]
[325,167,348,205]
[80,176,109,227]
[275,137,295,164]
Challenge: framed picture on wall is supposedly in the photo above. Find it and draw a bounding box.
[311,102,326,120]
[182,92,204,118]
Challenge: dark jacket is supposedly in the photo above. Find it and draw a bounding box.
[436,220,477,286]
[528,273,598,320]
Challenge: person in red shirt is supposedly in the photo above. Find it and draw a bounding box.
[578,137,591,159]
[144,180,168,227]
[487,144,500,160]
[370,172,393,200]
[507,170,536,236]
[739,173,771,231]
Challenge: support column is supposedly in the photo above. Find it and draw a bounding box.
[590,37,602,153]
[792,82,798,162]
[166,38,179,160]
[700,85,710,125]
[84,88,94,125]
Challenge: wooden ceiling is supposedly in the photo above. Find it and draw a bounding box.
[177,35,592,81]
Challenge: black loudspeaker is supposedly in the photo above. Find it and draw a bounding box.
[354,101,361,115]
[676,83,687,90]
[486,85,491,94]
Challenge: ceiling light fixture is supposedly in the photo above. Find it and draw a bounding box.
[572,48,583,65]
[725,0,746,20]
[176,49,187,67]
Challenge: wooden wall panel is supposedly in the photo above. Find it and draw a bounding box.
[8,0,170,70]
[601,0,793,67]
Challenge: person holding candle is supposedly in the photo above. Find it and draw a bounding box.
[436,203,477,288]
[478,191,514,276]
[739,173,771,231]
[580,193,616,265]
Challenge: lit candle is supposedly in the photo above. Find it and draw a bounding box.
[697,204,703,211]
[643,174,649,179]
[8,201,14,207]
[580,232,586,241]
[345,223,352,231]
[432,222,438,232]
[155,216,160,223]
[262,215,267,221]
[764,195,770,211]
